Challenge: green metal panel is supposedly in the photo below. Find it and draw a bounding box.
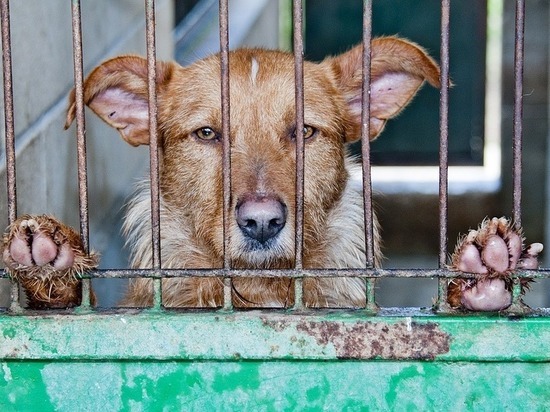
[0,311,549,410]
[1,361,549,411]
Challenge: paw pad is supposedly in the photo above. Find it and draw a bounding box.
[3,217,75,271]
[448,217,543,311]
[2,215,99,308]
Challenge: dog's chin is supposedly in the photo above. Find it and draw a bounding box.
[229,234,295,269]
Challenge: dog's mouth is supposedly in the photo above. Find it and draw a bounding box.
[239,236,282,253]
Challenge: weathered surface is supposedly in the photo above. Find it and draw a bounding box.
[294,320,450,359]
[0,311,548,361]
[0,311,549,409]
[1,361,550,411]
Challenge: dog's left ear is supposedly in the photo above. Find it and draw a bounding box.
[65,55,176,146]
[326,36,441,141]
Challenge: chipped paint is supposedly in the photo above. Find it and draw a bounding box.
[0,311,548,361]
[1,363,11,382]
[0,312,549,409]
[0,361,549,410]
[294,320,450,359]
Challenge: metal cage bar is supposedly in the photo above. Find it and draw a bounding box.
[219,0,233,311]
[436,0,451,311]
[0,0,14,225]
[144,0,163,309]
[510,0,526,308]
[67,267,550,280]
[70,0,92,310]
[292,0,305,310]
[0,0,20,312]
[512,0,524,227]
[361,0,376,311]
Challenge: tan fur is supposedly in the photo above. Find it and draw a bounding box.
[5,37,440,309]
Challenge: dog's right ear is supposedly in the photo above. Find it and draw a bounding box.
[326,36,441,141]
[65,55,175,146]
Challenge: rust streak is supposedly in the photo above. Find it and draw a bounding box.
[295,320,450,360]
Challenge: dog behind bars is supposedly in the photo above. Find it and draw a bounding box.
[3,36,542,310]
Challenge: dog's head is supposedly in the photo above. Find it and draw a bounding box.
[66,37,439,268]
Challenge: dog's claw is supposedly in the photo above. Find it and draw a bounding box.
[447,217,543,311]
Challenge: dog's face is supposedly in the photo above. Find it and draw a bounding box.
[66,37,439,269]
[157,50,354,268]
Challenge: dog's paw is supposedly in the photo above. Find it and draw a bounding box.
[447,217,543,311]
[2,215,98,308]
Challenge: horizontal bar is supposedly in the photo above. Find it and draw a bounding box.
[1,312,550,361]
[2,268,547,280]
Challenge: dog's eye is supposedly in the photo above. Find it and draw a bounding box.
[303,126,317,139]
[292,125,317,140]
[194,127,220,142]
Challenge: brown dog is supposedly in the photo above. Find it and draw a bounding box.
[2,37,542,310]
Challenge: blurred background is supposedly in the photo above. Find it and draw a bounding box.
[0,0,548,308]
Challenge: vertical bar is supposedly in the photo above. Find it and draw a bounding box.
[437,0,451,310]
[510,0,526,310]
[361,0,376,311]
[292,0,304,310]
[512,0,524,227]
[361,0,374,268]
[0,0,14,224]
[70,0,92,309]
[145,0,162,308]
[219,0,233,311]
[0,0,20,311]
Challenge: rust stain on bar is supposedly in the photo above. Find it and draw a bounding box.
[219,0,231,269]
[0,0,21,311]
[219,0,233,310]
[1,0,15,224]
[436,0,451,311]
[292,0,305,309]
[438,0,450,268]
[70,0,89,253]
[145,0,161,270]
[43,267,539,280]
[511,0,525,306]
[3,266,546,281]
[70,0,92,309]
[512,0,524,227]
[361,0,374,269]
[145,0,162,308]
[361,0,376,311]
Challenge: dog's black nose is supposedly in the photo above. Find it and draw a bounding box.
[236,196,287,243]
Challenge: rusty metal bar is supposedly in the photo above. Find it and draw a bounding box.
[70,0,89,254]
[292,0,305,310]
[0,0,14,224]
[512,0,524,227]
[361,0,374,269]
[0,0,20,311]
[145,0,162,308]
[70,0,92,310]
[510,0,526,309]
[436,0,451,310]
[219,0,233,311]
[361,0,376,311]
[21,267,546,280]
